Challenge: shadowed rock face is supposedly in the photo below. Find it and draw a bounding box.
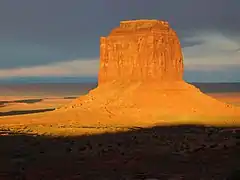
[98,20,183,84]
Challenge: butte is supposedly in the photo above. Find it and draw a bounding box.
[58,19,239,126]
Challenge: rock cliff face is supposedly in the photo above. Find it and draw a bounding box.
[60,19,239,121]
[98,20,183,85]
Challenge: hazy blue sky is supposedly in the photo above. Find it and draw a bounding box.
[0,0,239,82]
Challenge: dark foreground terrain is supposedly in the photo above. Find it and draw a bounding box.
[0,125,239,180]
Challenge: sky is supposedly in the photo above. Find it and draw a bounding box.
[0,0,239,82]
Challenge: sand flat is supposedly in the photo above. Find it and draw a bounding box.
[1,93,240,113]
[0,96,73,112]
[207,93,240,106]
[0,92,239,136]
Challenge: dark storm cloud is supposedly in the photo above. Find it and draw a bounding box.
[184,65,240,82]
[0,0,240,69]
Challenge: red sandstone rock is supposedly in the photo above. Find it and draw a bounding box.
[60,19,239,120]
[98,20,183,84]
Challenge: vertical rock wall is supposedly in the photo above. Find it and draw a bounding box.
[98,20,183,85]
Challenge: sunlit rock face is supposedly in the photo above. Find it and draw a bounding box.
[98,20,183,85]
[60,20,239,120]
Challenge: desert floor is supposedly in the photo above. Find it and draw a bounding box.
[0,96,74,116]
[0,92,239,179]
[0,92,239,117]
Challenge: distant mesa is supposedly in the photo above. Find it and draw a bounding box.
[60,19,239,120]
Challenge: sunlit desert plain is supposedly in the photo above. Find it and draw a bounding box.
[0,88,239,135]
[0,83,239,179]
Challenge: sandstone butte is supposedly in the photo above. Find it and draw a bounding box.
[0,20,239,129]
[56,19,239,125]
